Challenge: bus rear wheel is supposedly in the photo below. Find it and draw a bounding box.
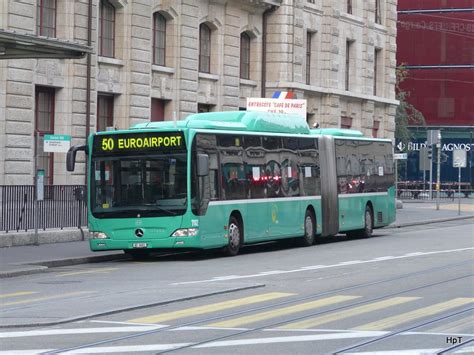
[361,205,374,238]
[223,216,242,256]
[298,209,315,247]
[347,205,373,239]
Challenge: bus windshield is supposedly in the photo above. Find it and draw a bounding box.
[91,153,187,218]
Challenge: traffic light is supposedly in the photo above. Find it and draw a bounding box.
[427,145,433,160]
[440,152,448,164]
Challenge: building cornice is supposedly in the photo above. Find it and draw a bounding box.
[0,29,92,59]
[270,81,399,106]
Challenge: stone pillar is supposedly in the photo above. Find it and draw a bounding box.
[128,1,152,127]
[0,62,6,185]
[265,1,295,94]
[361,100,375,135]
[176,0,199,118]
[221,5,240,111]
[320,94,340,128]
[320,1,340,90]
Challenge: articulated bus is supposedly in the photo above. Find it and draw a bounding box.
[67,111,396,258]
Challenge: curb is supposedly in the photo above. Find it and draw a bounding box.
[0,283,265,328]
[0,253,127,279]
[400,199,473,204]
[2,215,473,279]
[0,265,49,278]
[388,214,474,229]
[0,228,89,248]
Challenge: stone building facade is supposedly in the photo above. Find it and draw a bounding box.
[0,0,398,186]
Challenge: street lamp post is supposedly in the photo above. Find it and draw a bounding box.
[436,131,442,210]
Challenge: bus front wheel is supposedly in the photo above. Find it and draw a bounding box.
[223,216,242,256]
[298,209,315,247]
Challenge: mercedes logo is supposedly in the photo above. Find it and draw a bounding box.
[135,228,144,238]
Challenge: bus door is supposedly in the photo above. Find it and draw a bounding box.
[245,163,269,241]
[260,136,298,238]
[319,136,339,236]
[244,136,269,241]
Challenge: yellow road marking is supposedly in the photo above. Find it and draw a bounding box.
[207,295,360,328]
[128,292,295,324]
[354,298,474,331]
[279,297,419,329]
[56,268,118,277]
[1,291,94,307]
[0,291,39,299]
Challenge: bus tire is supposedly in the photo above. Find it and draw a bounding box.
[347,205,374,239]
[361,204,374,238]
[298,209,315,247]
[223,216,242,256]
[124,249,150,260]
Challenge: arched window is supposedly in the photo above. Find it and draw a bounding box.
[240,33,250,79]
[153,12,166,66]
[37,0,57,37]
[199,24,211,73]
[99,0,115,57]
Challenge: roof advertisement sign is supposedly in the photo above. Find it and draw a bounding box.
[247,98,307,118]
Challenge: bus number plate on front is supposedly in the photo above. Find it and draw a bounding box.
[132,242,148,248]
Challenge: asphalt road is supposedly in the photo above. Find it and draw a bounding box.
[1,220,473,354]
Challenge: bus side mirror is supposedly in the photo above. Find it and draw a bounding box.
[197,153,209,177]
[67,145,88,172]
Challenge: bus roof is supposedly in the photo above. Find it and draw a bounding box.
[130,111,377,139]
[132,111,310,135]
[310,128,364,137]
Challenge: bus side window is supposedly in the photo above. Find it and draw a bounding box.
[299,138,320,196]
[282,137,300,197]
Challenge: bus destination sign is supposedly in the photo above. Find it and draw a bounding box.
[93,131,185,155]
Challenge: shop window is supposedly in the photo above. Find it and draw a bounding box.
[341,116,353,129]
[97,95,114,131]
[35,86,55,185]
[151,98,168,122]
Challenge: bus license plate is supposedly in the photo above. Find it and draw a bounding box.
[132,242,148,248]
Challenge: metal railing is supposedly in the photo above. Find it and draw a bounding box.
[0,185,87,233]
[397,181,472,200]
[397,189,473,200]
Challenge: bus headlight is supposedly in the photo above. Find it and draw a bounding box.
[92,232,109,239]
[171,228,198,237]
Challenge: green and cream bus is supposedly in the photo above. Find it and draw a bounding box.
[67,111,396,258]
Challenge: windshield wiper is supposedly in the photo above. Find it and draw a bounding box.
[95,207,178,217]
[141,204,178,216]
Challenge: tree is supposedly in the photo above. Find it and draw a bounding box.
[395,66,425,145]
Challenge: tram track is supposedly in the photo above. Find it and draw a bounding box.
[436,337,474,354]
[331,306,474,354]
[156,273,474,354]
[42,258,474,354]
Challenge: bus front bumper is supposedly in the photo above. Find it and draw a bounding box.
[90,238,202,251]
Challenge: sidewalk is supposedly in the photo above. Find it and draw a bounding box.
[1,201,474,278]
[390,199,474,227]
